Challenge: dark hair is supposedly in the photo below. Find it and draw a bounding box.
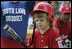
[48,1,51,4]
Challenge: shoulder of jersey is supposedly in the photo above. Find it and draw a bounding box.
[54,17,60,23]
[50,27,59,35]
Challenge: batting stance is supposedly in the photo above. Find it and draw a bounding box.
[53,5,71,48]
[28,2,63,48]
[1,1,35,48]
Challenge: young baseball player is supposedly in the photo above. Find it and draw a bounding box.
[1,1,35,48]
[28,2,63,48]
[53,5,71,47]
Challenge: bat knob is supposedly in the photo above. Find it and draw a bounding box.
[3,24,9,31]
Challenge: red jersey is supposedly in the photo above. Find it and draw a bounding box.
[29,27,63,48]
[54,17,71,45]
[1,37,27,48]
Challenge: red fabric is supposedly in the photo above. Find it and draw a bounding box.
[61,5,71,13]
[28,27,62,48]
[54,17,71,45]
[1,37,27,48]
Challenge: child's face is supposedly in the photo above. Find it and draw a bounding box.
[33,12,49,30]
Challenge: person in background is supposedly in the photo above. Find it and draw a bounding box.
[53,5,71,48]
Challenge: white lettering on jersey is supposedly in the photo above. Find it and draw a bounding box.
[2,8,26,16]
[61,35,68,39]
[15,8,26,15]
[6,16,22,22]
[58,41,63,48]
[56,37,62,41]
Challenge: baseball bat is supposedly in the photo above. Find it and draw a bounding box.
[3,24,28,48]
[30,21,36,45]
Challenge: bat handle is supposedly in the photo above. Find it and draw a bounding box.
[15,36,28,48]
[20,41,28,48]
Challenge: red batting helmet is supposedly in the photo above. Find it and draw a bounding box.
[30,2,54,22]
[61,5,71,14]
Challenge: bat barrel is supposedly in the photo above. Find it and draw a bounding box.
[3,24,28,48]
